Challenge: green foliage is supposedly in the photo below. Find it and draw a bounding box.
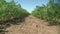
[0,0,29,21]
[0,0,30,34]
[32,0,60,25]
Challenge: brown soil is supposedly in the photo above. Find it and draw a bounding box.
[5,15,58,34]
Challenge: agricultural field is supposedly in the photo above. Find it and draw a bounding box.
[0,0,60,34]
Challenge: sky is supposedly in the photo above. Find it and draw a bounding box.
[6,0,49,13]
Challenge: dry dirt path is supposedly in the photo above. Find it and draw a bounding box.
[6,15,58,34]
